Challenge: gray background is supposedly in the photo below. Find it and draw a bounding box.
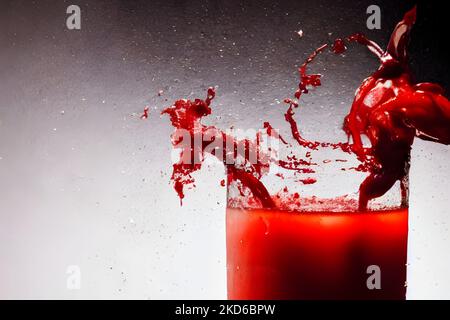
[0,0,449,299]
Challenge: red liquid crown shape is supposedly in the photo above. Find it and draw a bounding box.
[156,6,450,211]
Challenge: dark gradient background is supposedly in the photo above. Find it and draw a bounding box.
[0,0,449,298]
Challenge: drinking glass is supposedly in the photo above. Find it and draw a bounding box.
[225,144,409,300]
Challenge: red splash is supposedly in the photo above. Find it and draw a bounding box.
[160,6,450,211]
[140,106,149,119]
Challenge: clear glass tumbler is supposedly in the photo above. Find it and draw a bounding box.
[225,145,409,300]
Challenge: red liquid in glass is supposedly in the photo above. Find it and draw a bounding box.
[227,207,408,300]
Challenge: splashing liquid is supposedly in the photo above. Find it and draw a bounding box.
[159,6,450,211]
